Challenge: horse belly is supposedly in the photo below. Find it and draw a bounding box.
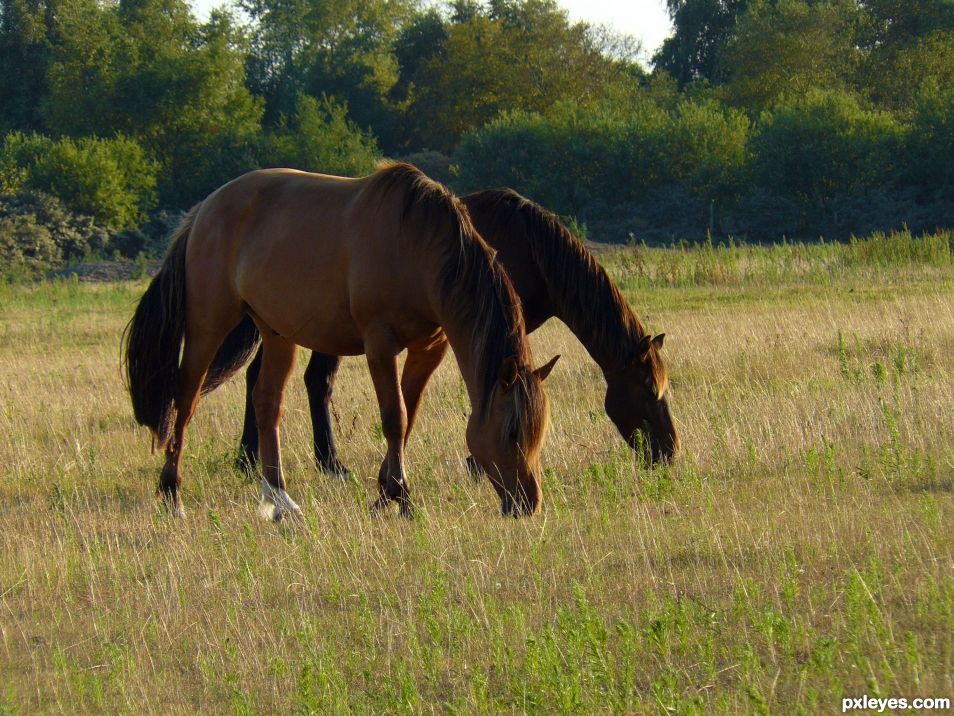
[288,309,365,356]
[237,244,364,354]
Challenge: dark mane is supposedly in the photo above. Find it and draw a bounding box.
[365,163,538,426]
[465,188,649,371]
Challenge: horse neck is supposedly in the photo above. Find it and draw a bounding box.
[536,266,643,376]
[559,302,631,374]
[470,193,642,376]
[423,253,520,418]
[440,321,490,413]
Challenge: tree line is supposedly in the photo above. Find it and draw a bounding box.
[1,0,952,273]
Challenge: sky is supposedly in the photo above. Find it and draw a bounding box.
[189,0,674,58]
[559,0,672,57]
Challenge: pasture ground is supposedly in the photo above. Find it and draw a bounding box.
[0,232,952,713]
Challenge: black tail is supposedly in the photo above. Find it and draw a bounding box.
[122,206,198,450]
[123,204,262,450]
[203,315,260,394]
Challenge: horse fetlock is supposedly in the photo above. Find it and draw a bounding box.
[381,476,408,501]
[157,462,185,517]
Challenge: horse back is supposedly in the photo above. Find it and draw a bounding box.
[189,168,439,354]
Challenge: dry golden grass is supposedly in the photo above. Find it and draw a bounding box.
[0,240,952,713]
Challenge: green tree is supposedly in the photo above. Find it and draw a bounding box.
[722,0,861,111]
[389,8,448,108]
[259,94,380,176]
[242,0,413,147]
[905,83,954,195]
[0,0,59,133]
[409,0,640,152]
[43,0,262,207]
[653,0,749,87]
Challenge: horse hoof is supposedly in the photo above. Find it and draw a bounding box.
[258,499,304,525]
[258,480,303,525]
[276,506,305,526]
[318,459,352,481]
[399,500,414,520]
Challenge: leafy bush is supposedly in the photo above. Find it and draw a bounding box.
[0,213,57,277]
[108,210,186,258]
[395,150,454,186]
[0,192,110,277]
[453,96,748,240]
[0,133,158,230]
[750,90,903,203]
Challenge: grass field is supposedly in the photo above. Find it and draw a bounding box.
[0,232,952,713]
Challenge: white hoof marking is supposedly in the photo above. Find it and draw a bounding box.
[259,480,302,522]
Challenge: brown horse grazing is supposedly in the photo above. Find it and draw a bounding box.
[123,163,558,520]
[238,187,679,476]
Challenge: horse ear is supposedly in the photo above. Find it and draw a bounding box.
[637,335,652,360]
[652,333,666,350]
[499,357,519,392]
[533,354,560,382]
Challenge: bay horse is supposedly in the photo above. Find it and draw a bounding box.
[123,163,558,520]
[238,188,679,477]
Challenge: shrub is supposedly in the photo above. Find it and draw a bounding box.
[0,213,57,277]
[108,209,185,258]
[453,97,748,240]
[0,133,158,230]
[749,90,902,205]
[0,192,110,276]
[395,150,454,186]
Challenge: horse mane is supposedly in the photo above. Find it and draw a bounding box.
[364,163,542,435]
[465,188,649,371]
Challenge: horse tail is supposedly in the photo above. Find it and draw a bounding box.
[122,204,199,451]
[202,315,260,394]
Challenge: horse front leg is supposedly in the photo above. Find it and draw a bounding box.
[400,333,449,446]
[303,352,350,478]
[365,341,411,518]
[252,332,302,523]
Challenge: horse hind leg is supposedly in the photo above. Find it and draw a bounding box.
[158,326,234,517]
[303,352,350,478]
[251,328,302,523]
